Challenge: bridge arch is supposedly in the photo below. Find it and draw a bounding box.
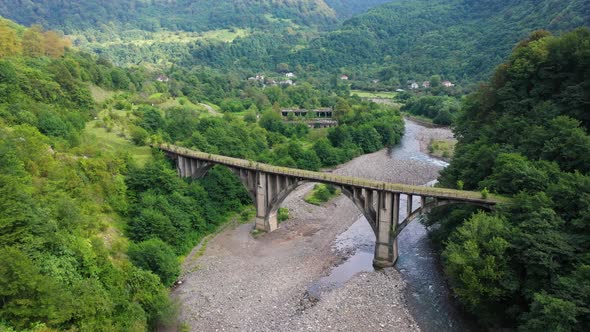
[394,199,493,237]
[162,145,500,268]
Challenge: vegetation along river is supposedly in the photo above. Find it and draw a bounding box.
[172,120,472,331]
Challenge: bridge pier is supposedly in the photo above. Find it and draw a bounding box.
[255,172,279,232]
[373,191,400,268]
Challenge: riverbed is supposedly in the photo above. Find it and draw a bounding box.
[171,120,469,331]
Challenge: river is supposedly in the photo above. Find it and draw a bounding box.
[172,120,472,331]
[310,120,475,331]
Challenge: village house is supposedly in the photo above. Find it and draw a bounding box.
[422,81,431,88]
[285,72,295,78]
[247,75,265,81]
[340,74,349,80]
[278,79,293,86]
[281,108,337,128]
[156,75,169,82]
[409,82,419,89]
[442,80,455,87]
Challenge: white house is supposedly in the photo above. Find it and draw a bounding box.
[285,72,295,78]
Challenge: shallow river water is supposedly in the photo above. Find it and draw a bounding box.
[309,120,475,332]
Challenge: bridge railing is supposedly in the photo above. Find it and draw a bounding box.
[161,144,507,205]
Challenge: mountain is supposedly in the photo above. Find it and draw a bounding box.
[324,0,393,17]
[289,0,590,84]
[0,0,343,33]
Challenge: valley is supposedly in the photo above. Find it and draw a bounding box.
[0,1,589,332]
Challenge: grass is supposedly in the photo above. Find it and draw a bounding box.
[149,92,164,100]
[83,121,152,166]
[304,184,341,206]
[351,90,397,99]
[250,229,265,238]
[159,98,213,115]
[89,85,116,103]
[428,139,456,159]
[278,208,289,223]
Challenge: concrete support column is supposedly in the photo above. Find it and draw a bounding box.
[373,191,400,268]
[255,172,268,231]
[254,172,278,232]
[178,156,186,177]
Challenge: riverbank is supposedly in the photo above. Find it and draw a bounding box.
[169,120,457,331]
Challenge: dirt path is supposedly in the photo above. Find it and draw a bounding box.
[199,103,222,116]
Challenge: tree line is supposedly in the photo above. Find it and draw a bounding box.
[429,29,590,331]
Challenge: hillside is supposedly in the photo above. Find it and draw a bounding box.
[289,0,590,84]
[428,28,590,330]
[0,0,340,33]
[325,0,393,17]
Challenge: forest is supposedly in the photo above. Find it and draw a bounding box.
[5,0,588,90]
[427,29,590,330]
[175,0,590,88]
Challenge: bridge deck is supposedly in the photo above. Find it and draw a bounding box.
[160,144,506,205]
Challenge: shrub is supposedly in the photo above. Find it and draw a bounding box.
[128,239,180,287]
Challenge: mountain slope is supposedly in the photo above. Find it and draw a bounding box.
[289,0,590,83]
[324,0,393,17]
[0,0,339,33]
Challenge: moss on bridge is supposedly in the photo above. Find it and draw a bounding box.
[160,144,507,205]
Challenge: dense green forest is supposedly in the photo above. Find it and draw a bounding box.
[324,0,393,18]
[0,0,335,33]
[6,0,587,90]
[427,29,590,330]
[178,0,590,87]
[287,0,590,85]
[401,95,461,125]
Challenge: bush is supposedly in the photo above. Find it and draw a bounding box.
[128,238,180,287]
[278,208,289,222]
[130,126,149,145]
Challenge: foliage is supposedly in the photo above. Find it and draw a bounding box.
[288,0,590,86]
[433,29,590,330]
[304,184,340,205]
[128,239,180,287]
[278,208,290,223]
[0,0,338,34]
[0,18,177,331]
[442,212,517,322]
[401,96,460,125]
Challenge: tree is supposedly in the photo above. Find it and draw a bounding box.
[128,239,180,287]
[0,21,21,57]
[43,31,68,57]
[22,25,43,57]
[519,293,578,332]
[442,212,517,322]
[430,75,441,87]
[130,126,149,145]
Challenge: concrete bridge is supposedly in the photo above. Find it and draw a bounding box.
[161,144,504,268]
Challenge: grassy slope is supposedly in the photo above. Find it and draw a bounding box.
[85,85,152,165]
